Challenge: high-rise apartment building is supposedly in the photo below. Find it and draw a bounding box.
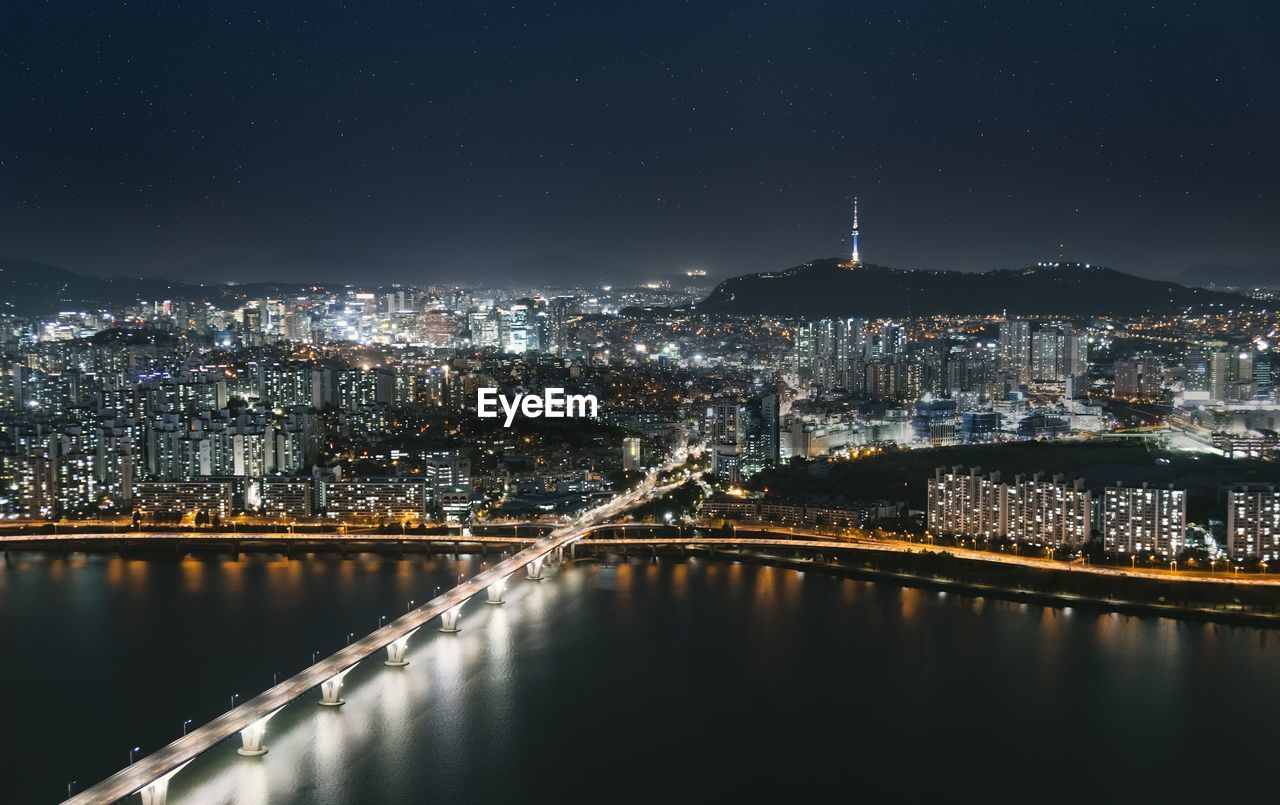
[794,317,864,389]
[927,466,1091,546]
[999,320,1031,383]
[1227,486,1280,560]
[1102,484,1185,555]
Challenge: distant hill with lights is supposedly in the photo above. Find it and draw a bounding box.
[0,257,315,315]
[698,258,1251,318]
[1176,264,1280,290]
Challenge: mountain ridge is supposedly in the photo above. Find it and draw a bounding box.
[0,256,317,315]
[698,258,1250,318]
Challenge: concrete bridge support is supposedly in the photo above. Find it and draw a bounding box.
[319,668,352,706]
[440,603,463,633]
[384,628,419,666]
[486,576,508,605]
[137,760,192,805]
[237,707,284,756]
[526,556,544,580]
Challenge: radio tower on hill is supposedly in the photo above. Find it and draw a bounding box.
[848,196,861,266]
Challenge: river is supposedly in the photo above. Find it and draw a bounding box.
[2,550,1277,804]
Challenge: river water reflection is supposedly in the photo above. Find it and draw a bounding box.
[2,551,1277,804]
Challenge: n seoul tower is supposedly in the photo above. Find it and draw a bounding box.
[848,196,861,266]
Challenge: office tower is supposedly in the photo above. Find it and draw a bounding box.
[544,296,577,354]
[913,396,958,444]
[423,450,470,495]
[712,394,778,480]
[1210,350,1230,401]
[1184,348,1211,392]
[242,307,263,346]
[741,393,780,476]
[960,411,1001,443]
[1253,352,1272,397]
[622,437,642,471]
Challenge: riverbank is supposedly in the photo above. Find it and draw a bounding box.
[569,540,1280,629]
[9,526,1280,629]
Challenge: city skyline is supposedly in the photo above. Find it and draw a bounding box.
[3,3,1279,284]
[8,4,1280,804]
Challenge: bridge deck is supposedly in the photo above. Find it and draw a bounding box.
[62,521,608,803]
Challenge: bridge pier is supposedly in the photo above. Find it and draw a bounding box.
[526,556,544,580]
[440,603,463,633]
[137,760,192,805]
[319,668,351,706]
[486,576,508,605]
[384,628,419,666]
[237,707,284,756]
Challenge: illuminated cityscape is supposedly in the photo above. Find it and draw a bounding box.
[3,3,1280,804]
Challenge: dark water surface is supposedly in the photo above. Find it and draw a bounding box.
[3,551,1278,804]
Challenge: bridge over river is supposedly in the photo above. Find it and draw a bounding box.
[63,454,686,805]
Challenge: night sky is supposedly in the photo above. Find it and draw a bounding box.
[3,1,1278,285]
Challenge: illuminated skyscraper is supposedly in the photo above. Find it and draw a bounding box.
[998,319,1032,383]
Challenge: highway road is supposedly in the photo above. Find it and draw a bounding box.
[63,451,687,805]
[591,525,1280,587]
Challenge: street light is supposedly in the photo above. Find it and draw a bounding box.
[407,599,415,612]
[183,719,193,736]
[129,745,141,764]
[67,781,76,798]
